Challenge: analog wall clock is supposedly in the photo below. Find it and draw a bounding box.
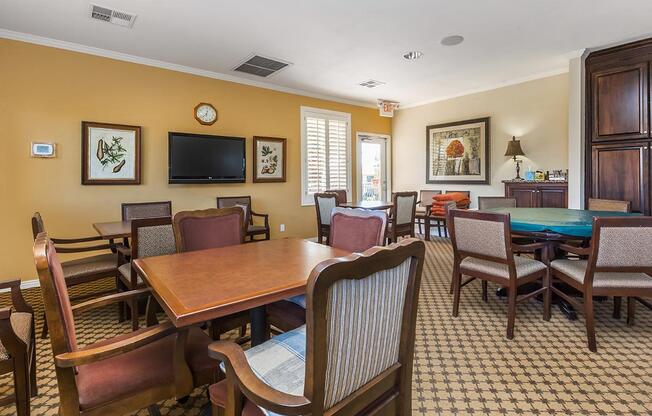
[194,102,218,125]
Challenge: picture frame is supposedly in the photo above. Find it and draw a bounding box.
[426,117,490,184]
[82,121,141,185]
[253,136,286,183]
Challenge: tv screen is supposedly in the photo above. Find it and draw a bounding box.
[168,132,246,183]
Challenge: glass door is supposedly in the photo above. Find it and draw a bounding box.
[358,134,390,201]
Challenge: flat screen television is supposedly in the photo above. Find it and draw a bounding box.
[168,132,246,184]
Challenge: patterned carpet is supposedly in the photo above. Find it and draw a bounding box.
[0,237,650,415]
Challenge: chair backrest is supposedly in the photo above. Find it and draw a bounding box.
[314,193,339,227]
[131,217,176,260]
[587,217,652,280]
[216,196,252,225]
[478,196,517,210]
[31,212,45,239]
[329,208,387,252]
[587,198,631,213]
[121,201,172,221]
[304,238,425,414]
[392,191,417,225]
[445,190,471,197]
[325,189,347,204]
[448,209,512,262]
[418,190,442,208]
[173,208,244,253]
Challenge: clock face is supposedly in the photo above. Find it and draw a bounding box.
[194,103,217,125]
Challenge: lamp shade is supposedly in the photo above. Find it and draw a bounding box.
[504,136,525,157]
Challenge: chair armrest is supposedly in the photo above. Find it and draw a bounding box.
[72,288,150,316]
[511,242,548,253]
[116,244,131,258]
[0,307,11,320]
[250,211,270,228]
[0,279,32,314]
[54,244,115,254]
[557,243,591,256]
[55,321,176,368]
[51,235,105,244]
[208,341,312,415]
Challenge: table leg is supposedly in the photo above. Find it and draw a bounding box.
[424,219,431,241]
[249,306,269,347]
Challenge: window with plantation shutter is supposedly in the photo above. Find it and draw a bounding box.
[301,107,352,205]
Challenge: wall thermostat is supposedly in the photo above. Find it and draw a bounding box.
[31,142,56,158]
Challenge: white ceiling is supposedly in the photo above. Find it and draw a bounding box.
[2,0,652,107]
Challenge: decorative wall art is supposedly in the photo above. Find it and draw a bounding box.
[426,117,490,184]
[82,121,141,185]
[253,136,286,183]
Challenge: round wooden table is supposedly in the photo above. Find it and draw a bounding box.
[339,200,393,210]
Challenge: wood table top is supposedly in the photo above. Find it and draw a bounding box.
[339,200,393,210]
[92,220,131,239]
[133,238,350,327]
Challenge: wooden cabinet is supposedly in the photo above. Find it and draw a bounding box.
[586,38,652,214]
[591,142,649,214]
[591,63,649,142]
[503,181,568,208]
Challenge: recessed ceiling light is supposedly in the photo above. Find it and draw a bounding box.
[403,51,424,60]
[441,35,464,46]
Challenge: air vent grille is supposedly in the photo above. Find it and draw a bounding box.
[359,79,385,88]
[90,4,137,28]
[233,55,291,77]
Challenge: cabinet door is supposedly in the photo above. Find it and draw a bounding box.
[538,187,568,208]
[591,62,649,142]
[508,187,538,208]
[591,142,649,213]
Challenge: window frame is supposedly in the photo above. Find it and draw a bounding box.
[300,106,352,206]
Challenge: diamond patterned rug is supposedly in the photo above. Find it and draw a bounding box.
[0,237,650,415]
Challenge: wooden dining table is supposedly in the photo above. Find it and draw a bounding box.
[339,200,393,210]
[92,220,132,239]
[133,237,349,346]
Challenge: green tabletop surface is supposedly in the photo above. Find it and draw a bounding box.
[482,207,640,238]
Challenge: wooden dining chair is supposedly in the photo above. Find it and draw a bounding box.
[33,232,217,416]
[478,196,517,210]
[448,209,550,339]
[216,196,270,242]
[0,280,37,416]
[117,217,176,330]
[31,212,119,338]
[268,207,389,332]
[173,208,250,341]
[314,193,339,244]
[208,238,425,416]
[550,217,652,352]
[325,189,347,204]
[387,191,418,243]
[415,189,441,237]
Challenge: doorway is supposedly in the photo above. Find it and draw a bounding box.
[356,133,391,202]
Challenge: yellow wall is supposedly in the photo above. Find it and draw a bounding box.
[0,38,391,281]
[392,73,569,206]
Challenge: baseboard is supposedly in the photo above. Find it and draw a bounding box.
[0,279,40,293]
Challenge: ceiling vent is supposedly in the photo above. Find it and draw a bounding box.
[359,79,385,88]
[89,4,137,28]
[233,55,291,77]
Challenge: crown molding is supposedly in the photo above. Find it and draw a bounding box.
[400,66,569,109]
[0,28,377,109]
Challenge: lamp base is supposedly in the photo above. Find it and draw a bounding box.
[514,159,522,180]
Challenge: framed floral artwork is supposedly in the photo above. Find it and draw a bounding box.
[82,121,141,185]
[426,117,490,184]
[253,136,286,183]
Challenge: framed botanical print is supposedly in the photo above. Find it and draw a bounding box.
[253,136,286,183]
[426,117,490,184]
[82,121,141,185]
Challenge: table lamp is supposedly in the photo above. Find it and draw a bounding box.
[504,136,525,180]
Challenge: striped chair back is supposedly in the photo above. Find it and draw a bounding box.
[314,193,339,226]
[305,238,425,413]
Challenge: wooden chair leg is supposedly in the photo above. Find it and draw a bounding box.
[443,220,449,238]
[147,405,161,416]
[13,355,30,416]
[506,285,517,339]
[627,297,636,326]
[543,270,551,322]
[613,296,622,319]
[451,266,462,317]
[584,294,597,352]
[424,220,431,241]
[40,313,48,339]
[418,219,423,235]
[481,280,488,302]
[130,297,139,331]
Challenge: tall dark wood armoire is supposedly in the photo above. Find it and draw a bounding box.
[585,38,652,214]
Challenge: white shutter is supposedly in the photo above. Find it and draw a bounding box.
[301,107,351,205]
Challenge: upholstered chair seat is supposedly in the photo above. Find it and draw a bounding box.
[76,326,213,410]
[0,312,32,360]
[61,253,118,283]
[118,263,143,285]
[551,259,652,288]
[461,256,547,279]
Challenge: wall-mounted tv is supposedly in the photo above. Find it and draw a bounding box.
[168,132,246,184]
